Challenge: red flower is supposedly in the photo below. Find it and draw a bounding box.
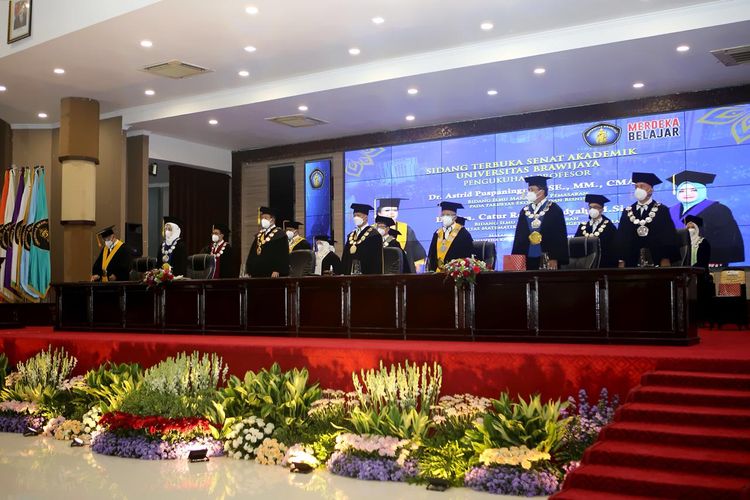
[473,266,481,273]
[463,270,470,277]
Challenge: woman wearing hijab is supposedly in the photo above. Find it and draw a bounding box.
[684,215,714,323]
[157,216,187,276]
[314,235,341,275]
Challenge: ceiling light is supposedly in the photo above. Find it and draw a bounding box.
[298,105,308,112]
[245,6,259,15]
[349,47,361,56]
[487,89,498,96]
[208,119,219,125]
[144,89,155,96]
[533,67,546,75]
[676,45,690,52]
[405,115,415,122]
[244,45,257,53]
[0,85,6,92]
[53,68,65,75]
[480,22,494,31]
[407,88,419,95]
[140,40,153,48]
[238,70,250,77]
[632,82,645,89]
[372,16,385,24]
[38,113,48,119]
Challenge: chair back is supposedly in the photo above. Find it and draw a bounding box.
[673,229,691,266]
[289,250,315,277]
[472,241,497,270]
[383,247,403,275]
[187,254,216,280]
[130,257,157,281]
[564,237,601,269]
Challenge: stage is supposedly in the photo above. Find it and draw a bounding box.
[2,326,748,401]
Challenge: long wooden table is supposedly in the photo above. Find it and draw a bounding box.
[53,268,698,345]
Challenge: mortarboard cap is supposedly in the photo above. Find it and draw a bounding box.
[377,198,406,210]
[524,176,550,190]
[670,170,716,186]
[683,215,704,227]
[283,220,302,230]
[585,194,610,206]
[97,225,115,239]
[212,223,230,235]
[259,206,277,217]
[375,216,396,227]
[631,172,662,187]
[314,234,336,244]
[455,216,467,226]
[438,201,464,212]
[163,216,183,228]
[350,203,374,214]
[388,228,401,237]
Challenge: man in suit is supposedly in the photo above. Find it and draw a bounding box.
[427,201,474,272]
[157,216,188,276]
[201,223,236,279]
[574,194,618,267]
[244,207,289,278]
[342,203,383,275]
[285,221,311,252]
[91,226,132,282]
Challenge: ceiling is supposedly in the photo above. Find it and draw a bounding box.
[1,0,749,151]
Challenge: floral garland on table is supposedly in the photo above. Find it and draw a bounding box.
[444,257,488,288]
[578,218,610,238]
[143,264,176,289]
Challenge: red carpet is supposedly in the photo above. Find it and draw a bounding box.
[553,360,750,500]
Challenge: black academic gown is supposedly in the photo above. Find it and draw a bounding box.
[342,226,383,275]
[616,201,680,267]
[427,225,475,272]
[692,237,714,323]
[385,239,412,274]
[290,238,312,251]
[200,243,237,279]
[511,201,569,268]
[401,224,426,263]
[245,227,290,277]
[671,201,744,264]
[92,242,132,281]
[318,252,342,275]
[157,239,188,276]
[574,216,619,268]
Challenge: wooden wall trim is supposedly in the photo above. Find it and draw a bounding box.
[231,153,243,274]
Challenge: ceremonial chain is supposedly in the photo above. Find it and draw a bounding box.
[580,219,610,237]
[626,203,660,237]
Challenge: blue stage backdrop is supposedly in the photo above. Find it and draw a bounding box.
[344,104,750,269]
[305,159,332,241]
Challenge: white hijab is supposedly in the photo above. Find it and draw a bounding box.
[165,223,181,246]
[315,241,332,275]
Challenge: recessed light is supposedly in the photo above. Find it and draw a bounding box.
[244,45,257,53]
[349,47,361,56]
[144,89,155,96]
[38,113,48,119]
[53,68,65,75]
[298,105,309,112]
[407,88,419,95]
[208,119,219,126]
[140,40,153,48]
[632,82,645,89]
[238,70,250,77]
[480,22,494,31]
[0,85,6,92]
[372,16,385,24]
[245,6,259,15]
[676,45,690,52]
[533,67,546,75]
[405,115,415,122]
[487,89,498,96]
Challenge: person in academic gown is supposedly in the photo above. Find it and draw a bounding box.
[314,235,342,275]
[91,226,132,282]
[244,207,289,278]
[376,216,412,273]
[342,203,383,275]
[574,194,619,268]
[200,223,236,279]
[511,176,569,270]
[427,201,475,272]
[376,198,426,271]
[157,216,188,276]
[284,221,311,252]
[668,170,744,265]
[685,215,714,323]
[616,172,680,268]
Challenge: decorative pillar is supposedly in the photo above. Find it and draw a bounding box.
[58,97,99,282]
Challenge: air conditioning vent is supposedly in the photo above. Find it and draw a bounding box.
[265,115,328,128]
[711,45,750,66]
[141,60,213,79]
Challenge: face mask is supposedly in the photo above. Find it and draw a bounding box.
[377,227,387,236]
[286,230,295,240]
[688,227,699,237]
[211,234,220,243]
[164,230,173,239]
[526,191,539,204]
[634,188,648,201]
[353,216,364,227]
[105,239,115,249]
[441,215,454,227]
[260,219,271,229]
[316,243,326,253]
[588,208,601,219]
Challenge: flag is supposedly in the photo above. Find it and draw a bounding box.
[0,170,10,302]
[20,168,39,300]
[11,168,32,293]
[1,169,19,301]
[28,168,50,299]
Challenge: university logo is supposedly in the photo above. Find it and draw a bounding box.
[309,168,325,189]
[583,123,621,147]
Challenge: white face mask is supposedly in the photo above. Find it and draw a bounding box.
[377,227,387,236]
[164,229,173,239]
[526,191,539,204]
[588,208,601,219]
[211,234,220,243]
[634,188,649,202]
[353,216,364,227]
[316,242,327,253]
[260,219,272,229]
[105,239,115,249]
[688,227,699,237]
[441,215,454,227]
[286,230,295,240]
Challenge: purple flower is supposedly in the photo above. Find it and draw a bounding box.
[0,413,45,434]
[465,466,560,496]
[91,431,224,460]
[327,452,418,482]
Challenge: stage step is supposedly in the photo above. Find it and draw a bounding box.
[627,385,750,408]
[641,370,750,390]
[615,402,750,427]
[655,358,750,374]
[551,487,669,500]
[600,421,750,450]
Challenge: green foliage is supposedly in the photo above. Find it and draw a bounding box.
[0,353,7,390]
[14,345,77,389]
[310,432,339,463]
[74,362,143,414]
[417,441,473,487]
[345,406,432,441]
[465,393,569,454]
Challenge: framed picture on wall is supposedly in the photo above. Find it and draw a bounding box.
[7,0,32,44]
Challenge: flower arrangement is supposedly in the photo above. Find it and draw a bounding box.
[328,452,419,482]
[444,257,488,288]
[557,388,619,464]
[98,411,212,439]
[0,400,39,414]
[334,433,415,462]
[282,443,320,469]
[223,415,275,460]
[431,393,491,440]
[255,438,287,465]
[81,406,102,435]
[43,415,66,436]
[91,432,223,460]
[464,465,560,496]
[307,389,359,425]
[53,419,84,440]
[0,400,44,433]
[478,445,551,469]
[12,345,77,390]
[143,263,176,289]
